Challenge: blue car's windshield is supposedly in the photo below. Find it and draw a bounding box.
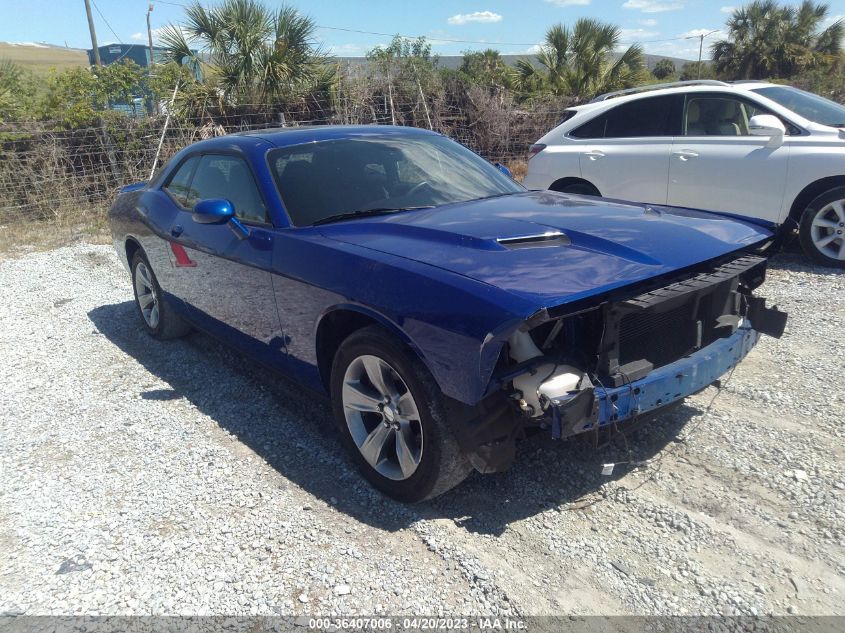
[268,134,524,226]
[754,85,845,127]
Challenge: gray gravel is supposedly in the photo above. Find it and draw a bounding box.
[0,244,843,616]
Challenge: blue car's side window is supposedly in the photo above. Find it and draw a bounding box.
[163,155,200,208]
[191,154,269,225]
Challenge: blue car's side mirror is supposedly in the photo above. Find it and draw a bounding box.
[192,199,250,240]
[192,198,234,224]
[495,163,513,178]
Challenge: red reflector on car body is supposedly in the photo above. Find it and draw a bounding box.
[528,144,546,159]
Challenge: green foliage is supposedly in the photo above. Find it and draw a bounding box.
[159,0,335,107]
[0,59,37,122]
[652,59,676,80]
[367,35,438,77]
[713,1,843,79]
[146,62,198,103]
[38,66,100,127]
[790,56,845,102]
[365,36,441,126]
[36,61,148,127]
[513,18,645,102]
[94,60,147,108]
[679,61,717,80]
[457,49,513,92]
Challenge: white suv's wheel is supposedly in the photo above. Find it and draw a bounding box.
[800,187,845,268]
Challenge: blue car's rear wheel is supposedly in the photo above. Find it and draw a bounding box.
[330,325,471,502]
[130,251,191,339]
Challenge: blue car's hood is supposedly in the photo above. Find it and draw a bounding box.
[319,191,771,307]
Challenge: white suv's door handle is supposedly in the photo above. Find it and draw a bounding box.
[584,150,605,160]
[672,149,699,161]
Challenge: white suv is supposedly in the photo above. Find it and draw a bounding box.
[523,80,845,268]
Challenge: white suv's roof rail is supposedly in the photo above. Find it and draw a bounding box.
[589,80,732,103]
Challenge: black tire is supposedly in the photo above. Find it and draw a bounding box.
[330,325,472,502]
[551,182,600,196]
[798,186,845,268]
[130,250,192,339]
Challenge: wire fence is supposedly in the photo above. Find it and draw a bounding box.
[0,95,569,229]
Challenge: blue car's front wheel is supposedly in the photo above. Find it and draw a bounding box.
[330,325,471,502]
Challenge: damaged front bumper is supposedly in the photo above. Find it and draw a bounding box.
[549,321,761,439]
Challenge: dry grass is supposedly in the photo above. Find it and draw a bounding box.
[0,43,88,79]
[0,221,109,261]
[506,159,528,184]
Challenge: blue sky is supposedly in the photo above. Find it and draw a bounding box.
[2,0,844,60]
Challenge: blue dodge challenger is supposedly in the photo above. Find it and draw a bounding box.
[109,125,787,501]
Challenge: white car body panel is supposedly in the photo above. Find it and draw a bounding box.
[777,128,845,220]
[580,138,672,205]
[667,136,790,224]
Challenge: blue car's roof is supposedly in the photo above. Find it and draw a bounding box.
[150,125,446,190]
[232,124,441,148]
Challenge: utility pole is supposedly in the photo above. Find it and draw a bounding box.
[696,30,719,79]
[84,0,101,66]
[146,3,155,68]
[147,3,158,115]
[697,35,704,78]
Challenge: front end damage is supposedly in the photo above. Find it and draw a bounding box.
[458,253,787,474]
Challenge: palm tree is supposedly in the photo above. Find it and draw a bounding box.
[514,19,644,101]
[713,1,843,79]
[159,0,334,105]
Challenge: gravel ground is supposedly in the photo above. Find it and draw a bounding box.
[0,243,843,616]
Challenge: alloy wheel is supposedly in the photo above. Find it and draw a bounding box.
[341,354,423,481]
[134,261,160,328]
[810,199,845,261]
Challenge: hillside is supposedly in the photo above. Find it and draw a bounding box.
[0,42,88,77]
[339,52,695,72]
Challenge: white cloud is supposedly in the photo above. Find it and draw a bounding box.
[679,27,727,40]
[544,0,591,6]
[823,14,844,26]
[327,43,368,56]
[647,39,705,59]
[131,26,193,44]
[447,11,502,25]
[720,6,736,13]
[622,0,684,13]
[639,18,658,26]
[640,28,726,59]
[619,28,660,41]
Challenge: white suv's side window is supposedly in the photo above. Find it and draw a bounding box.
[684,96,768,136]
[571,94,679,139]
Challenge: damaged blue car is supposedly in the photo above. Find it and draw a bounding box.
[109,125,787,501]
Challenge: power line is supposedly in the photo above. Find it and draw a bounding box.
[145,0,722,49]
[90,0,123,44]
[315,25,536,47]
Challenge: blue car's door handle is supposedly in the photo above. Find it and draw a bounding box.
[170,225,184,238]
[249,228,273,251]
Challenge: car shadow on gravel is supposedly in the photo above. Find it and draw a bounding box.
[767,251,844,276]
[90,301,704,537]
[425,404,701,535]
[767,239,844,276]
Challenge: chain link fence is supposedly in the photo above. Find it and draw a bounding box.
[0,93,570,233]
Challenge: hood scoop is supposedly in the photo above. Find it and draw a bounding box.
[497,231,571,250]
